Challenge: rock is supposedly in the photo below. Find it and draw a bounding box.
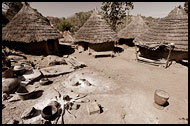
[10,106,16,109]
[72,81,81,86]
[8,55,26,62]
[32,119,43,124]
[86,102,100,115]
[2,78,20,93]
[76,94,80,97]
[63,95,71,101]
[21,107,41,120]
[40,65,74,77]
[6,119,19,124]
[2,104,6,109]
[39,78,52,85]
[80,79,92,86]
[64,102,73,110]
[63,55,69,58]
[72,104,80,110]
[47,55,67,66]
[8,95,21,102]
[21,69,42,84]
[2,93,9,101]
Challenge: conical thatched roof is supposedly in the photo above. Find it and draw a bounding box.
[135,6,188,52]
[118,15,149,39]
[2,4,61,43]
[61,31,75,43]
[74,9,118,44]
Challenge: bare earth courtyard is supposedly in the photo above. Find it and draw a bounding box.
[2,47,188,124]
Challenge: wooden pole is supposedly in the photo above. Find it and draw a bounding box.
[165,44,174,68]
[135,46,138,61]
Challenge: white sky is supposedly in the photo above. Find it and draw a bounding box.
[30,2,185,18]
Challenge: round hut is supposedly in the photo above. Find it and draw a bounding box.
[59,31,75,45]
[74,8,118,53]
[118,15,149,47]
[59,31,75,55]
[134,6,188,61]
[2,3,62,56]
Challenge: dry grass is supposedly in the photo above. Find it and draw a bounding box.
[134,6,188,52]
[74,9,118,44]
[2,4,62,43]
[61,31,75,43]
[118,15,149,39]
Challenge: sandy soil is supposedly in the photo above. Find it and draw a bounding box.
[2,46,188,124]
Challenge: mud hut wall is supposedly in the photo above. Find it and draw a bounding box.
[88,42,114,52]
[76,42,88,52]
[3,40,60,55]
[118,38,135,46]
[46,39,60,54]
[138,47,188,61]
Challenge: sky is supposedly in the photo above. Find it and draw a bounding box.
[30,2,185,18]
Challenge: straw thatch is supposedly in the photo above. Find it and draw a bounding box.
[135,6,188,52]
[59,31,75,43]
[2,4,61,43]
[118,15,149,39]
[74,9,118,44]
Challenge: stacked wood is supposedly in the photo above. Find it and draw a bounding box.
[92,51,114,58]
[137,56,166,66]
[65,56,86,69]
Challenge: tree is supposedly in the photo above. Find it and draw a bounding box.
[101,2,134,31]
[56,20,74,32]
[184,2,188,14]
[66,10,92,33]
[47,16,62,28]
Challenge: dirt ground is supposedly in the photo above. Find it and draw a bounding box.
[2,46,188,124]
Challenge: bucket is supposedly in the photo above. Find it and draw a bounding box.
[154,89,169,106]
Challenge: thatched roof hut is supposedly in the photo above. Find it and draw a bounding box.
[2,3,61,43]
[134,6,188,52]
[74,9,118,44]
[59,31,75,44]
[118,15,149,39]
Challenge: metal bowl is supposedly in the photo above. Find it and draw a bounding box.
[13,65,25,71]
[39,78,51,85]
[154,89,169,106]
[13,65,25,75]
[41,105,58,120]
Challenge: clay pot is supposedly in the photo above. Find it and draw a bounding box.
[16,85,36,100]
[48,101,60,108]
[154,89,169,106]
[2,67,14,78]
[41,105,58,120]
[2,78,20,93]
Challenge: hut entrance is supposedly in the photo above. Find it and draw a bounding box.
[77,42,88,52]
[118,38,135,47]
[83,43,88,51]
[47,40,56,53]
